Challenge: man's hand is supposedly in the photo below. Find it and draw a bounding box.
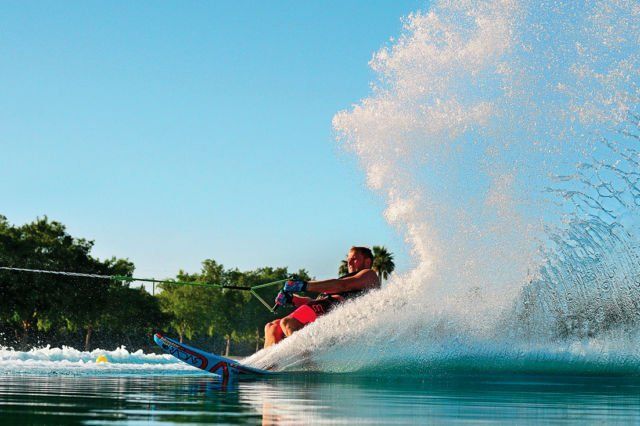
[282,279,308,293]
[274,280,308,308]
[274,290,293,307]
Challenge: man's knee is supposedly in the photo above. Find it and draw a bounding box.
[265,320,278,332]
[264,319,285,344]
[265,320,281,335]
[280,316,303,336]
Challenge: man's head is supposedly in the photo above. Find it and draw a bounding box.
[347,246,374,273]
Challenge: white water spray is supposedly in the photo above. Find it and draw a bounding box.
[247,0,640,374]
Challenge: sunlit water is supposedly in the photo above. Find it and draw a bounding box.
[4,368,640,424]
[3,346,640,424]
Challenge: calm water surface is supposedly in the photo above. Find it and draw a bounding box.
[1,373,640,424]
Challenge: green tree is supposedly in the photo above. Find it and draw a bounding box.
[372,246,395,283]
[100,284,169,348]
[157,272,216,343]
[69,257,136,351]
[0,217,93,347]
[201,259,243,356]
[338,259,348,276]
[0,216,145,350]
[0,214,325,355]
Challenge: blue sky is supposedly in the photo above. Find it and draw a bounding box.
[1,1,426,280]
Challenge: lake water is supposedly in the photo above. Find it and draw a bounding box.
[2,371,640,424]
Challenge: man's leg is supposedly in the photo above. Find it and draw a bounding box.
[264,319,285,349]
[279,316,304,337]
[264,301,330,347]
[280,304,321,336]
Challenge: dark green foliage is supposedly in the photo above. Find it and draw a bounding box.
[0,215,318,356]
[338,259,348,276]
[372,245,396,282]
[0,216,162,351]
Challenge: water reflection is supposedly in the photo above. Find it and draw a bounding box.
[1,373,640,424]
[191,373,640,425]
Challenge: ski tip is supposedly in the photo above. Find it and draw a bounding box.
[153,333,164,346]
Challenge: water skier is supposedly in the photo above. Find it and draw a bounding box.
[263,246,380,348]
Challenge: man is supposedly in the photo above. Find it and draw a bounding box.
[263,246,379,348]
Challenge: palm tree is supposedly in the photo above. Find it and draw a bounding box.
[338,259,348,276]
[372,246,395,283]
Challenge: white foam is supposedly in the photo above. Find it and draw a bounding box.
[0,345,203,376]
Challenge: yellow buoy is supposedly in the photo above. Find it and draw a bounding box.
[96,354,109,364]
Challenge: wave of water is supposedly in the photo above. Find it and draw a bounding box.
[0,346,203,376]
[245,0,640,376]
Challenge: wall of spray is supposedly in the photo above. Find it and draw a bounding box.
[247,0,640,374]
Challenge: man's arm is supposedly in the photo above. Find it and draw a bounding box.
[306,269,379,294]
[291,294,313,307]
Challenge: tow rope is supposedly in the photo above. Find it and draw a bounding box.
[0,266,285,313]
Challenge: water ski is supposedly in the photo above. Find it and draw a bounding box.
[153,333,271,381]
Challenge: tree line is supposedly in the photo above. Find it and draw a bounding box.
[0,215,394,355]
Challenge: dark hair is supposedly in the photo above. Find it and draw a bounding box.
[350,246,373,261]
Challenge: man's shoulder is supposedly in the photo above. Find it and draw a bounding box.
[342,268,376,278]
[357,268,380,287]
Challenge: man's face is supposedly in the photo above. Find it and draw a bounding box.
[347,249,369,273]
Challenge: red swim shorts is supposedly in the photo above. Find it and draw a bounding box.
[288,295,343,325]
